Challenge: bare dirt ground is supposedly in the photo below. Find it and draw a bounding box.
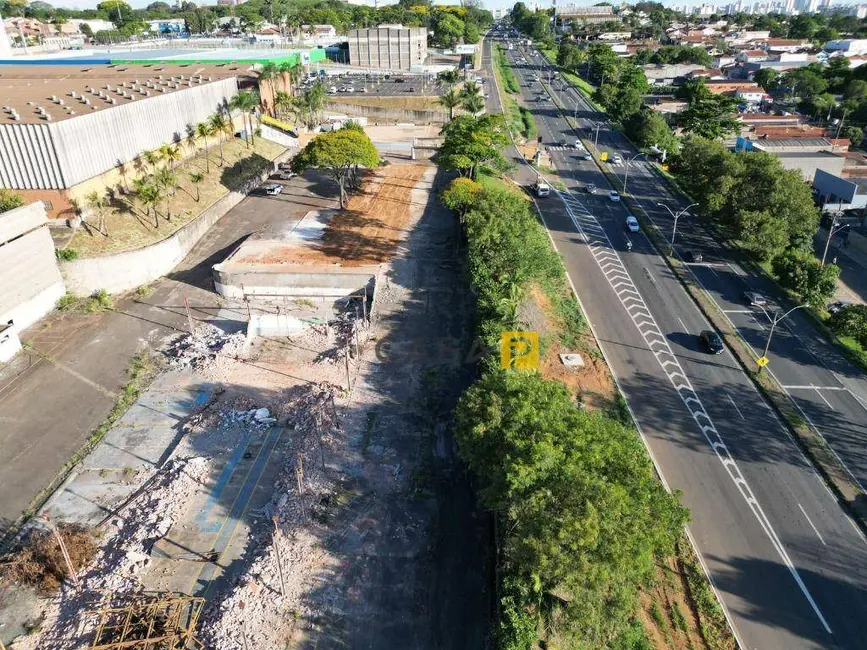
[235,163,430,267]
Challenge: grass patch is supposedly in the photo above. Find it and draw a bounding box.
[69,137,285,258]
[670,601,689,632]
[135,284,154,298]
[55,248,78,261]
[519,106,538,140]
[678,537,736,650]
[494,44,520,94]
[56,289,114,314]
[649,602,668,633]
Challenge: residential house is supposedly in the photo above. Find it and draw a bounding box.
[765,38,810,54]
[736,49,770,63]
[735,86,768,104]
[642,63,705,86]
[301,24,337,40]
[739,112,806,129]
[597,31,632,41]
[729,30,771,44]
[847,55,867,68]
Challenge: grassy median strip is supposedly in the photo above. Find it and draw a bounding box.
[494,43,520,94]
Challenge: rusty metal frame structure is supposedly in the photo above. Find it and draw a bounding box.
[88,594,204,650]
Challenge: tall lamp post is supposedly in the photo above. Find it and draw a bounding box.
[821,214,849,267]
[657,202,699,254]
[623,152,649,196]
[756,304,808,372]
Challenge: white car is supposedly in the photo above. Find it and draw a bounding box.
[625,215,640,232]
[263,183,283,196]
[278,171,296,180]
[611,154,623,164]
[609,190,621,202]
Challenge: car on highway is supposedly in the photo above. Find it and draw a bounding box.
[699,330,724,354]
[625,215,640,232]
[263,183,283,196]
[609,190,621,202]
[574,140,585,149]
[743,290,769,307]
[828,300,852,314]
[683,250,703,263]
[582,152,593,160]
[611,153,623,164]
[585,183,596,193]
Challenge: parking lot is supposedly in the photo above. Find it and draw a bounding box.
[297,71,490,98]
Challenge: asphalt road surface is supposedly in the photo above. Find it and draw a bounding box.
[485,35,867,650]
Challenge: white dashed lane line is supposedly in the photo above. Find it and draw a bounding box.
[556,187,833,635]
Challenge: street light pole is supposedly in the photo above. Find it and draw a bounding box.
[821,215,848,266]
[657,202,699,254]
[623,152,648,195]
[757,304,808,372]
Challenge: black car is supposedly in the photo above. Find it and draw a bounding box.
[699,330,724,354]
[394,78,405,83]
[683,250,703,263]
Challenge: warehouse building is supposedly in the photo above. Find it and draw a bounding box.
[347,25,427,71]
[0,63,242,218]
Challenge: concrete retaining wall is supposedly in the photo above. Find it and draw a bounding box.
[60,147,293,296]
[213,263,378,299]
[325,102,447,124]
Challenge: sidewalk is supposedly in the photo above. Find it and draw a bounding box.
[0,170,336,537]
[815,227,867,305]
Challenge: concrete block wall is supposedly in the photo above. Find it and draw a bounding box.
[60,147,293,296]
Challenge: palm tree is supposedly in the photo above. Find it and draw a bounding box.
[189,171,204,202]
[230,91,259,148]
[208,112,230,166]
[85,190,108,236]
[279,60,303,94]
[154,167,177,221]
[196,122,214,172]
[438,88,461,121]
[160,143,182,175]
[142,149,160,173]
[135,179,160,227]
[438,69,459,88]
[258,61,279,114]
[461,93,485,116]
[274,90,293,120]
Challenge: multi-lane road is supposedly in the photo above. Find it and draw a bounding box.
[483,35,867,650]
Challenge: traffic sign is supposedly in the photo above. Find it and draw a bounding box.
[756,356,769,368]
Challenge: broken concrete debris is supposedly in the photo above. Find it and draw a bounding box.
[166,323,247,372]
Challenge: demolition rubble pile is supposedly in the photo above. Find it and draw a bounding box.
[12,457,211,650]
[165,323,247,374]
[200,385,340,649]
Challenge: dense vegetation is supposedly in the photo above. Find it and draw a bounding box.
[438,117,688,648]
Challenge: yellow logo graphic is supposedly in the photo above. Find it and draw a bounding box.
[501,331,539,370]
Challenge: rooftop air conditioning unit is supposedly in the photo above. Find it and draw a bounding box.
[83,98,90,105]
[69,91,77,98]
[45,114,52,121]
[50,95,57,102]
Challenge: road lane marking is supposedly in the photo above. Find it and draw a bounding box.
[555,187,834,635]
[813,385,834,409]
[798,503,827,546]
[726,393,745,419]
[722,309,754,314]
[783,385,846,391]
[678,318,688,332]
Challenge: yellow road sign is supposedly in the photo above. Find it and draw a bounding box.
[756,356,770,368]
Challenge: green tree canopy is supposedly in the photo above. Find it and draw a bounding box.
[623,109,680,153]
[291,126,380,208]
[436,114,509,180]
[0,189,24,214]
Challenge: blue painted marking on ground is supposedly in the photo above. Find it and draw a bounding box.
[194,389,211,406]
[194,426,284,594]
[195,431,253,533]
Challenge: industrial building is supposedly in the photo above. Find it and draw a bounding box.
[0,63,243,217]
[554,4,618,23]
[347,25,427,71]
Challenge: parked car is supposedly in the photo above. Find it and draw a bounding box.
[263,183,283,196]
[743,291,768,307]
[585,183,596,193]
[683,250,703,263]
[277,162,293,171]
[582,152,592,160]
[394,78,405,83]
[278,171,296,180]
[699,330,724,354]
[609,190,621,202]
[625,215,640,232]
[828,300,852,314]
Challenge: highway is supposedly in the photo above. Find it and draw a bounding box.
[483,35,867,650]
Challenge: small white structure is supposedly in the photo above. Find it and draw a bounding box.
[825,39,867,57]
[0,202,66,350]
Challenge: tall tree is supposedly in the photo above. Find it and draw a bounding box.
[436,114,509,180]
[438,87,462,121]
[290,127,380,208]
[229,90,259,148]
